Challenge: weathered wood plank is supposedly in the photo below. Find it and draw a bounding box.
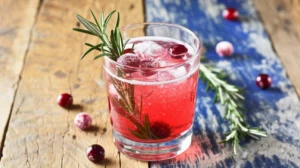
[146,0,300,167]
[0,0,40,152]
[0,0,147,167]
[253,0,300,96]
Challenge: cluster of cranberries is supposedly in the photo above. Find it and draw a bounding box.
[215,7,238,57]
[117,53,158,75]
[56,92,173,163]
[57,93,105,162]
[117,44,188,76]
[218,8,272,89]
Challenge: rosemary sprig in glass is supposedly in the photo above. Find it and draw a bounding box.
[73,10,128,61]
[73,10,157,139]
[199,64,267,154]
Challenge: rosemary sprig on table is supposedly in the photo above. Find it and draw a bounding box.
[73,10,156,139]
[199,64,267,154]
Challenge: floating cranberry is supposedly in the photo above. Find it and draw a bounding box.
[216,41,234,57]
[123,48,134,54]
[223,8,239,21]
[74,112,92,130]
[256,74,272,89]
[169,44,188,59]
[57,93,73,108]
[117,53,141,73]
[150,121,171,139]
[140,58,158,76]
[87,144,105,162]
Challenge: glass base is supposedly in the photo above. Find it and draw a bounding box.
[113,126,193,161]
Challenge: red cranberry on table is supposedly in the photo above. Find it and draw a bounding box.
[87,144,105,162]
[74,112,92,130]
[57,93,73,108]
[169,44,188,59]
[223,8,239,21]
[256,74,272,89]
[150,121,171,139]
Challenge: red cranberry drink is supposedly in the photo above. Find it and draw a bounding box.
[107,38,197,140]
[103,23,201,161]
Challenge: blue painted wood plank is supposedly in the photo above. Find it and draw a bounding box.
[145,0,300,167]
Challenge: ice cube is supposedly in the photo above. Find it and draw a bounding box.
[134,41,165,57]
[157,71,174,81]
[170,66,187,78]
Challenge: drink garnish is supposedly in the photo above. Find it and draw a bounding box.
[73,10,159,139]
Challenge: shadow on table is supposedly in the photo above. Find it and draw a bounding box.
[69,104,83,110]
[84,125,100,133]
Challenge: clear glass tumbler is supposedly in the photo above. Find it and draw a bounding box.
[103,23,201,161]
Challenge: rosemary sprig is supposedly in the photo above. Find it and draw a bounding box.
[73,10,128,61]
[73,10,157,140]
[199,64,268,154]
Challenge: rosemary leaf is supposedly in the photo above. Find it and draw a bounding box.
[80,43,103,60]
[84,43,102,51]
[104,10,116,29]
[90,10,101,30]
[72,28,96,36]
[76,14,100,36]
[94,53,108,60]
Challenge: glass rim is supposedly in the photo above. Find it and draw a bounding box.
[104,22,202,72]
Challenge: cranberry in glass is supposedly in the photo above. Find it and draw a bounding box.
[223,8,239,21]
[117,53,141,73]
[140,58,158,76]
[169,44,188,59]
[87,144,105,162]
[57,93,73,108]
[256,74,272,89]
[150,121,171,139]
[123,48,134,54]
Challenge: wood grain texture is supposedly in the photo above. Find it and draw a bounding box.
[253,0,300,96]
[146,0,300,167]
[0,0,40,151]
[0,0,147,167]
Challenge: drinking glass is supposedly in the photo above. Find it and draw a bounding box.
[103,23,201,161]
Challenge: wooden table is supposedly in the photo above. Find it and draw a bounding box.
[0,0,299,167]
